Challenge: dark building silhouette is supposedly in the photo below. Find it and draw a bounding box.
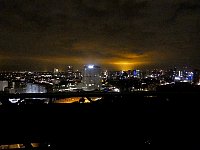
[193,69,200,85]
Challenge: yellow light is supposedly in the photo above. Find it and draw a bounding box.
[113,62,134,65]
[110,60,149,71]
[112,61,136,70]
[31,143,40,148]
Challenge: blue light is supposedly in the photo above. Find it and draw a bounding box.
[133,70,137,76]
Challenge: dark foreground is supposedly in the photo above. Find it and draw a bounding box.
[0,92,200,149]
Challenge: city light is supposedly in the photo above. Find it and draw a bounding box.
[113,88,120,92]
[0,65,200,98]
[9,98,20,103]
[88,65,94,69]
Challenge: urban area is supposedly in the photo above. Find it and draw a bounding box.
[0,64,200,104]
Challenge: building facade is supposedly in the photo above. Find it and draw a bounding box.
[0,81,8,91]
[66,66,74,79]
[82,65,102,91]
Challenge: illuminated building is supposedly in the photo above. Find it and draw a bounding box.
[74,70,82,80]
[103,70,108,79]
[0,81,8,91]
[187,72,193,82]
[121,71,128,79]
[108,71,118,80]
[82,65,102,91]
[133,70,141,78]
[25,83,47,93]
[54,68,59,73]
[66,66,74,79]
[127,70,132,78]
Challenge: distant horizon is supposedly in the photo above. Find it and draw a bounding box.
[0,63,198,72]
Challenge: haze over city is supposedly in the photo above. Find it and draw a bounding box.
[0,0,200,71]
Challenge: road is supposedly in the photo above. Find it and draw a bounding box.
[53,97,102,103]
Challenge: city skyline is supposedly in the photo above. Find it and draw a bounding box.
[0,0,200,71]
[0,63,197,72]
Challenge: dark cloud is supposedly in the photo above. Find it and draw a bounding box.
[0,0,200,71]
[170,1,200,22]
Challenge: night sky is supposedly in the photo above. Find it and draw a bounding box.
[0,0,200,71]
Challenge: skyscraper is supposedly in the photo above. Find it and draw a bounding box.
[74,70,82,80]
[66,66,74,80]
[82,65,102,91]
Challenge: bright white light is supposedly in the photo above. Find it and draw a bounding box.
[9,98,20,103]
[88,65,94,69]
[113,88,120,92]
[175,77,181,80]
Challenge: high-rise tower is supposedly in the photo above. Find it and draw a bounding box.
[82,65,102,91]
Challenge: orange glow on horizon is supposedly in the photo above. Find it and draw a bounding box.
[0,50,154,71]
[111,61,148,70]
